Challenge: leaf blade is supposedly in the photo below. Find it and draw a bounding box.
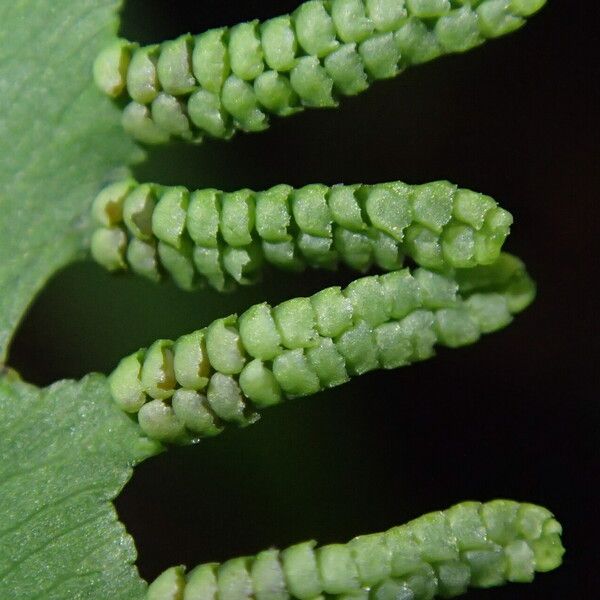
[0,0,141,361]
[0,374,160,599]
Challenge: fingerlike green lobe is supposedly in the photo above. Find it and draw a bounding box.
[147,500,564,599]
[94,0,547,144]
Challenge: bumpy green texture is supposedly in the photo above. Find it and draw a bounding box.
[93,0,547,143]
[91,178,512,291]
[109,255,534,443]
[146,499,564,599]
[0,374,159,600]
[2,1,557,598]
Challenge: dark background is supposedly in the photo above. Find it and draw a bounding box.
[10,1,598,597]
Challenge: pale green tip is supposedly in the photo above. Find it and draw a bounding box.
[138,399,187,443]
[146,565,185,600]
[91,179,136,227]
[532,518,565,572]
[510,0,547,17]
[93,39,136,98]
[90,227,127,271]
[109,350,147,413]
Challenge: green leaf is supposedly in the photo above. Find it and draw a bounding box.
[0,373,159,599]
[0,2,156,597]
[0,0,140,361]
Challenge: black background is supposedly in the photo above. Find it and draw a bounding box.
[10,1,598,597]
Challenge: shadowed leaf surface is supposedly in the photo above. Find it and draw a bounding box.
[0,0,139,361]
